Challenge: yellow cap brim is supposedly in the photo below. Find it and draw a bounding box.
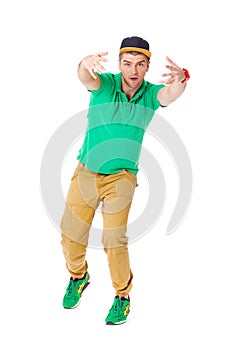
[119,47,151,59]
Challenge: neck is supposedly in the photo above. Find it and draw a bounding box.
[121,76,142,101]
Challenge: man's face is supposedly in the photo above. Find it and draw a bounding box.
[118,53,150,91]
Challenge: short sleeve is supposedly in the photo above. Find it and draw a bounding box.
[88,72,114,96]
[148,83,166,110]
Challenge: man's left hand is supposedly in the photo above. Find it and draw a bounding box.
[160,56,186,85]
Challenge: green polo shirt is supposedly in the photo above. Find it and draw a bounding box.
[77,72,164,174]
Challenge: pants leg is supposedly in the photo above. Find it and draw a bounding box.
[100,171,137,297]
[61,233,88,279]
[104,246,133,298]
[60,163,100,278]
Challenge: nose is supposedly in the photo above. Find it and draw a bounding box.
[131,64,137,75]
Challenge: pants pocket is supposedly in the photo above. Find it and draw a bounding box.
[123,170,138,187]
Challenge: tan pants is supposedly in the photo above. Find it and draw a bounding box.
[60,162,137,297]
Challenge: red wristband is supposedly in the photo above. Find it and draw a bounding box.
[181,68,190,84]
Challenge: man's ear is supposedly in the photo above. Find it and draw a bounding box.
[118,59,122,71]
[147,60,150,72]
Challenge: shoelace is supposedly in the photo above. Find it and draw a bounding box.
[112,298,124,315]
[66,279,77,297]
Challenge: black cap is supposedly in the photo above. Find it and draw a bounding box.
[119,36,151,58]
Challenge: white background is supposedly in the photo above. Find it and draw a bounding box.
[1,0,233,349]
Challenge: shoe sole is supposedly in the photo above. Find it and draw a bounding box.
[63,280,90,309]
[106,320,127,325]
[105,310,130,325]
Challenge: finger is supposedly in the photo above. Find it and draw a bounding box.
[97,56,108,63]
[88,69,98,79]
[95,63,106,72]
[159,79,173,85]
[94,67,104,75]
[87,59,104,71]
[96,51,109,59]
[161,71,178,78]
[160,77,172,83]
[161,73,172,77]
[159,75,177,84]
[166,56,179,69]
[165,65,179,72]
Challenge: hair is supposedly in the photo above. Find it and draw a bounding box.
[119,51,150,62]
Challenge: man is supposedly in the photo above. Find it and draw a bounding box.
[60,36,189,325]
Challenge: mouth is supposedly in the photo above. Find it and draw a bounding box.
[129,77,138,82]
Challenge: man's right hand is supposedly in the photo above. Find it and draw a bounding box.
[81,52,108,79]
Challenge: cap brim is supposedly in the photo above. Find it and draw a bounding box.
[119,47,151,58]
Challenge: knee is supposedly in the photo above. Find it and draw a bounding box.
[102,228,128,249]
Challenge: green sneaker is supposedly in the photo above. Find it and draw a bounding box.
[62,272,90,309]
[105,296,130,325]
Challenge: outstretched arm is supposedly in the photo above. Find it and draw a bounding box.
[157,56,189,106]
[77,51,108,90]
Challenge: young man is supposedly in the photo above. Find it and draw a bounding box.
[60,36,189,325]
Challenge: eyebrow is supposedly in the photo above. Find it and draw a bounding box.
[122,59,146,64]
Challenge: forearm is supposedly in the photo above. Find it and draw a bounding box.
[158,57,189,106]
[77,52,108,90]
[77,59,99,88]
[159,81,186,106]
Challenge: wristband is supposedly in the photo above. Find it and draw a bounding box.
[181,68,190,84]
